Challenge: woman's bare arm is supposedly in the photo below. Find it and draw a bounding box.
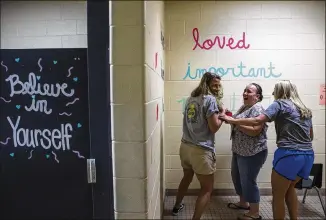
[237,124,264,137]
[220,114,269,126]
[207,113,223,133]
[310,126,314,141]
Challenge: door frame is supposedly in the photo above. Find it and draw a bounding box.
[87,1,114,219]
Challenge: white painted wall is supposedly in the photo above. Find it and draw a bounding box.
[1,1,87,49]
[145,2,165,218]
[110,1,165,219]
[164,1,325,189]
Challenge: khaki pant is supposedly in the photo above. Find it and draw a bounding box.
[179,142,216,175]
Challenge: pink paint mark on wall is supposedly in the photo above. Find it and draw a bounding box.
[319,84,325,105]
[192,28,250,50]
[155,52,158,69]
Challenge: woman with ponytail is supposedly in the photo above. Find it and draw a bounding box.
[172,72,225,219]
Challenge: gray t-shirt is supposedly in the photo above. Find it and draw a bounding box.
[263,99,313,151]
[231,103,268,156]
[181,95,219,152]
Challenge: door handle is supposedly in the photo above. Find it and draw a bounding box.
[87,159,96,184]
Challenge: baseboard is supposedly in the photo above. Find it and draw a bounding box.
[165,188,326,196]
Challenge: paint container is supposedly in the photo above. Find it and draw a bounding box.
[223,110,232,124]
[225,111,233,117]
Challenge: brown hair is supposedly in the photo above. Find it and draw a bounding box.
[250,83,263,102]
[191,72,221,97]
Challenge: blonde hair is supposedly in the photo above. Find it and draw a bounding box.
[273,80,312,119]
[191,72,221,97]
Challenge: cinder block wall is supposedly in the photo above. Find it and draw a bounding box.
[1,1,87,48]
[110,0,165,219]
[164,1,325,189]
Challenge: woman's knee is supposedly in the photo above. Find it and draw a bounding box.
[231,167,242,193]
[183,169,194,182]
[240,176,260,203]
[197,174,214,193]
[238,161,260,190]
[238,154,264,183]
[231,163,239,178]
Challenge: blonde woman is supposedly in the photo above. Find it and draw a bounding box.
[219,80,314,220]
[172,72,225,219]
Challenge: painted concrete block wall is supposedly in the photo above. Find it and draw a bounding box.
[164,1,325,189]
[109,1,147,219]
[110,0,164,219]
[0,1,87,49]
[144,1,165,219]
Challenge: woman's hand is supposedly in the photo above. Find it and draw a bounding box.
[218,114,234,124]
[222,107,228,114]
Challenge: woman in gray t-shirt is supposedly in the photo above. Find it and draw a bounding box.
[226,83,268,220]
[172,72,225,219]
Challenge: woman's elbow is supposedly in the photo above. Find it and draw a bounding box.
[209,126,218,133]
[254,114,269,126]
[310,128,314,141]
[210,122,222,133]
[251,126,264,136]
[253,119,263,126]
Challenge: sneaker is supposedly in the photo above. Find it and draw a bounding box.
[172,203,184,216]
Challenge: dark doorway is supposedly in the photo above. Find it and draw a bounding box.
[0,48,93,220]
[0,1,113,219]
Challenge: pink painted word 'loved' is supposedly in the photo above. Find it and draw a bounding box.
[192,28,250,50]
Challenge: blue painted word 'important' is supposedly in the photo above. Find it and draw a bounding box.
[183,62,282,80]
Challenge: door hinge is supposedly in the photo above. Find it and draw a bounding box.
[87,159,96,184]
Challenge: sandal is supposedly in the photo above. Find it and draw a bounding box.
[237,213,262,220]
[227,203,250,210]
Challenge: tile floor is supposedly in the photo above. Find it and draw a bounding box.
[163,195,326,219]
